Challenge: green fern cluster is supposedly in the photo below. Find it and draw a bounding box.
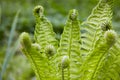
[20,0,120,80]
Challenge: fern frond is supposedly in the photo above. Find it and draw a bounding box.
[20,32,58,80]
[80,30,117,80]
[96,36,120,80]
[33,5,58,51]
[81,0,113,55]
[54,9,81,80]
[20,6,60,80]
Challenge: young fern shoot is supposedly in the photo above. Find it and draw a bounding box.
[54,9,81,80]
[20,6,59,80]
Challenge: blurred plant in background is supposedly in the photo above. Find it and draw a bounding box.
[0,0,120,80]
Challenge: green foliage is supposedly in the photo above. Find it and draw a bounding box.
[20,0,120,80]
[1,55,34,80]
[0,10,34,80]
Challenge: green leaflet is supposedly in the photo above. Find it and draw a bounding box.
[33,5,58,51]
[81,0,113,55]
[79,30,117,80]
[54,9,81,80]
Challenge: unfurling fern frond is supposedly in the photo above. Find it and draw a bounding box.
[20,6,59,80]
[20,32,58,80]
[33,5,58,52]
[54,9,81,80]
[80,30,117,80]
[81,0,113,55]
[97,36,120,80]
[79,0,120,80]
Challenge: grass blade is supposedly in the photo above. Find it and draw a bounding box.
[0,10,20,80]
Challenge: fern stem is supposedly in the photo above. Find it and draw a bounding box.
[62,68,64,80]
[67,20,72,80]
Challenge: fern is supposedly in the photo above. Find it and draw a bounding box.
[98,36,120,80]
[20,6,59,80]
[33,6,58,52]
[19,0,120,80]
[54,9,81,80]
[79,30,117,80]
[81,0,113,55]
[79,0,120,80]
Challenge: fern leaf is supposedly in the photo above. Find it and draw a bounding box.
[54,9,81,80]
[96,36,120,80]
[33,5,58,51]
[81,0,113,55]
[20,6,59,80]
[80,30,117,80]
[20,32,59,80]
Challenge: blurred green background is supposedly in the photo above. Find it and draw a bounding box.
[0,0,120,80]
